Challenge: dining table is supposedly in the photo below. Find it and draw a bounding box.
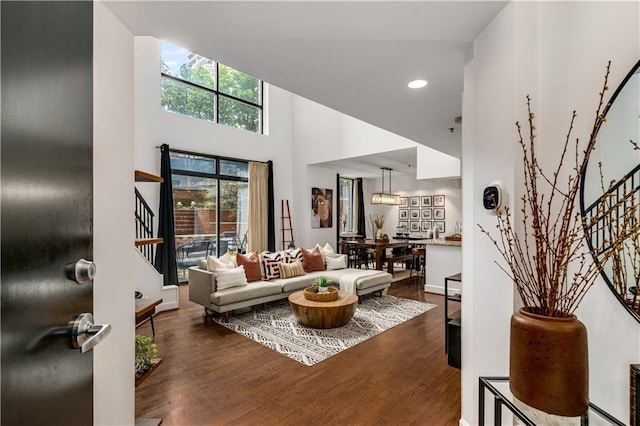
[343,239,425,273]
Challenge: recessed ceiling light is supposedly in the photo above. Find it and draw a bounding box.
[408,79,428,89]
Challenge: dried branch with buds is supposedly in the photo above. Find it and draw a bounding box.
[479,62,640,317]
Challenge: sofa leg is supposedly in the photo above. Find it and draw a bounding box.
[223,311,230,322]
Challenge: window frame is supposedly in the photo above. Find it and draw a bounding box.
[339,177,355,233]
[161,52,264,134]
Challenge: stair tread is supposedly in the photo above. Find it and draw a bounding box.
[135,170,163,183]
[135,238,164,246]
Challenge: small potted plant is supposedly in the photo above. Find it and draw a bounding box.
[314,276,331,293]
[135,335,158,376]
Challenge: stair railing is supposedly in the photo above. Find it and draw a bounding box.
[135,188,156,263]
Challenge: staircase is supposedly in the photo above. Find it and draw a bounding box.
[134,170,178,312]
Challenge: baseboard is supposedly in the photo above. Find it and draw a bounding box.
[158,300,179,312]
[459,417,470,426]
[425,284,445,294]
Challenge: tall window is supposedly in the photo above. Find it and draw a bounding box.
[339,178,355,232]
[171,151,249,280]
[160,41,263,133]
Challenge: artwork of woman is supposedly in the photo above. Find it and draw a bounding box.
[312,187,333,228]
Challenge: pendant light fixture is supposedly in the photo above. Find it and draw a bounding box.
[371,167,401,205]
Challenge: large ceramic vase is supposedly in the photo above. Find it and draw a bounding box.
[510,307,589,417]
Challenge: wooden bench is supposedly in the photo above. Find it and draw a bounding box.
[384,253,414,275]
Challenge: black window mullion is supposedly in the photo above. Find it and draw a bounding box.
[215,62,220,124]
[162,72,214,94]
[216,177,221,255]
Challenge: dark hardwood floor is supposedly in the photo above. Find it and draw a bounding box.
[135,275,461,425]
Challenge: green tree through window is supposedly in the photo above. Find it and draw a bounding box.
[160,41,263,133]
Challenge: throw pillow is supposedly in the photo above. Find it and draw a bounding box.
[279,260,305,279]
[313,243,336,265]
[207,252,236,272]
[215,266,249,290]
[282,247,302,264]
[322,243,336,256]
[236,252,262,282]
[326,254,347,271]
[260,251,281,280]
[301,246,325,272]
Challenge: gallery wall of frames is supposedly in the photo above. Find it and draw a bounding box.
[397,195,446,233]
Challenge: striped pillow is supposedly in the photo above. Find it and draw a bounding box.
[279,260,305,279]
[283,248,303,264]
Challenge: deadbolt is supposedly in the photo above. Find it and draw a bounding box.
[65,259,96,284]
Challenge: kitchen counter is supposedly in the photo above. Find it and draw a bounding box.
[424,238,461,247]
[423,239,462,295]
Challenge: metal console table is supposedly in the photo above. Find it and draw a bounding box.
[479,377,624,426]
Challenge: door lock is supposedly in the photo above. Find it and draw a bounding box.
[65,259,96,284]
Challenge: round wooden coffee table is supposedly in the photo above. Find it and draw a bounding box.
[288,290,358,329]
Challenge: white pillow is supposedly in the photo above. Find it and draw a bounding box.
[215,266,249,290]
[313,243,336,264]
[323,243,336,256]
[326,254,347,270]
[207,252,236,272]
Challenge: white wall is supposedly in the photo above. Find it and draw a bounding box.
[416,145,461,179]
[462,2,640,424]
[93,2,135,425]
[292,96,418,166]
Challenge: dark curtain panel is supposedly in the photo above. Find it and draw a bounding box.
[336,173,340,248]
[267,160,276,252]
[356,178,366,238]
[154,144,178,286]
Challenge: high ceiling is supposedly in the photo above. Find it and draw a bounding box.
[105,0,507,165]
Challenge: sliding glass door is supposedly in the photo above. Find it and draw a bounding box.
[170,151,248,281]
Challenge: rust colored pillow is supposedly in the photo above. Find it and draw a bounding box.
[301,247,326,272]
[236,252,262,282]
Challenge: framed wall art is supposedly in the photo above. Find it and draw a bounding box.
[410,221,420,232]
[398,220,408,230]
[409,196,420,207]
[421,196,433,207]
[433,208,445,220]
[433,195,445,207]
[410,209,420,220]
[311,187,333,228]
[421,209,432,220]
[400,197,408,207]
[399,209,409,220]
[421,221,432,232]
[434,221,445,233]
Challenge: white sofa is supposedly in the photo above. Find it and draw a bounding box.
[188,264,392,321]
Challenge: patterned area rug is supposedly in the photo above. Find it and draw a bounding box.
[213,295,436,366]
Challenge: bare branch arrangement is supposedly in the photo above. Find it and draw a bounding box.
[479,62,640,317]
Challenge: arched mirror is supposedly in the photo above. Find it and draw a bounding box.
[581,59,640,323]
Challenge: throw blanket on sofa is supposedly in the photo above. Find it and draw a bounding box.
[339,270,386,293]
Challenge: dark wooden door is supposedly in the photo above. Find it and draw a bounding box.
[1,2,95,424]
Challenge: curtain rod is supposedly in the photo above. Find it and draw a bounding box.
[155,145,269,165]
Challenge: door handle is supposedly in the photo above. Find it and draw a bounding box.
[68,313,111,353]
[65,259,96,284]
